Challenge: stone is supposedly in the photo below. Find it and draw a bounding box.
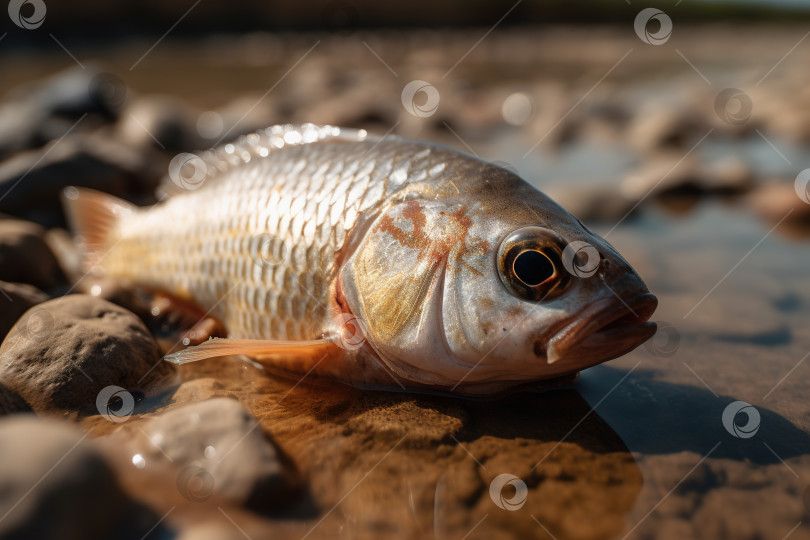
[0,219,64,290]
[545,183,637,222]
[0,295,172,413]
[0,133,162,228]
[0,381,30,415]
[0,416,166,540]
[0,280,50,341]
[749,181,810,232]
[134,398,297,511]
[117,95,203,152]
[0,65,128,161]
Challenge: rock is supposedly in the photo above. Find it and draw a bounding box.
[0,381,30,415]
[545,183,637,222]
[0,280,50,341]
[134,398,297,510]
[619,153,751,202]
[0,66,128,161]
[4,65,127,124]
[73,275,154,323]
[0,295,172,413]
[627,104,708,153]
[0,416,166,540]
[0,219,64,289]
[117,95,203,152]
[749,181,810,230]
[0,133,162,227]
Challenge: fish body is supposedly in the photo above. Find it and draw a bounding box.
[64,124,657,396]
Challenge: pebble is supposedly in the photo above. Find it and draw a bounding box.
[0,280,50,341]
[627,105,707,153]
[117,95,203,152]
[0,295,172,413]
[0,415,166,540]
[620,154,753,201]
[748,181,810,228]
[0,66,127,161]
[0,381,30,415]
[0,133,161,227]
[0,219,64,290]
[545,183,637,222]
[134,398,297,511]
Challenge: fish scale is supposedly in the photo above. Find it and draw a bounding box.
[99,124,454,341]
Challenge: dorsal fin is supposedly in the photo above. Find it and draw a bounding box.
[157,124,381,198]
[61,187,135,272]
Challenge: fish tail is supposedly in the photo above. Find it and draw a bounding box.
[61,187,135,271]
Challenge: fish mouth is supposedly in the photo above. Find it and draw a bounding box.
[544,293,658,367]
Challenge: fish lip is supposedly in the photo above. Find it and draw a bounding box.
[545,292,658,365]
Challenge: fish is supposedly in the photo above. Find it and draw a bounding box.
[63,123,657,397]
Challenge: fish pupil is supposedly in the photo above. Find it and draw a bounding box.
[513,250,554,286]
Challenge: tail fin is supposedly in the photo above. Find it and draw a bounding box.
[61,187,135,271]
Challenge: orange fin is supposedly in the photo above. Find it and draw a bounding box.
[61,187,135,271]
[163,338,339,365]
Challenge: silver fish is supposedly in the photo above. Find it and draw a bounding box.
[64,123,657,396]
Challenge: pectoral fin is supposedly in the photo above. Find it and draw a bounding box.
[164,337,340,365]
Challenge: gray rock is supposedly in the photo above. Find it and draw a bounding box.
[0,416,164,540]
[0,219,64,290]
[545,183,637,223]
[0,66,129,161]
[0,133,162,228]
[0,280,50,341]
[627,105,708,153]
[117,95,203,152]
[136,398,297,511]
[0,295,172,413]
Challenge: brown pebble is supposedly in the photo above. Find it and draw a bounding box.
[0,381,30,415]
[0,219,64,290]
[0,280,50,341]
[0,415,167,540]
[0,294,173,413]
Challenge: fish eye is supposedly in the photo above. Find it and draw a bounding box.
[497,227,570,302]
[512,249,555,286]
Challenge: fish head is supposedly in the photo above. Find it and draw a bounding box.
[339,163,657,393]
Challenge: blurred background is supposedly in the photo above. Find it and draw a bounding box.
[2,1,810,539]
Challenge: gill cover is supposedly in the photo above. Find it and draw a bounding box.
[339,198,486,382]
